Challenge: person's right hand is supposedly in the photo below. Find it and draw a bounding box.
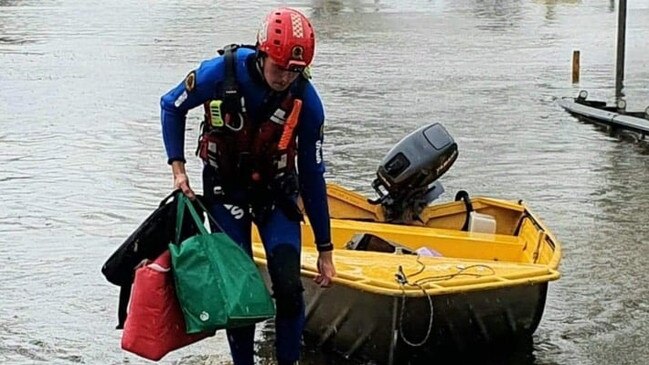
[174,172,196,200]
[315,250,336,288]
[171,161,196,200]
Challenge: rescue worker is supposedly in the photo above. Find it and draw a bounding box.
[159,7,336,365]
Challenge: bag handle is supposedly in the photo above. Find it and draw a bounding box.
[174,193,228,243]
[193,197,225,231]
[160,189,181,208]
[175,194,208,243]
[175,193,187,244]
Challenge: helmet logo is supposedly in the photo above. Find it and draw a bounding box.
[291,46,304,60]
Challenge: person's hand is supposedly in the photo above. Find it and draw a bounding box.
[174,172,196,200]
[171,161,196,200]
[314,250,336,288]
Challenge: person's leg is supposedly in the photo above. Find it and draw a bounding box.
[258,208,304,365]
[207,200,255,365]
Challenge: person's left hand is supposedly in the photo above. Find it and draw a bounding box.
[315,250,336,288]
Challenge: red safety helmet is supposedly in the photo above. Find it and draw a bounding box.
[257,8,315,72]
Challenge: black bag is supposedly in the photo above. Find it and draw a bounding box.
[101,191,205,328]
[345,233,414,254]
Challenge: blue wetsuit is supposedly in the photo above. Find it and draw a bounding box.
[160,47,331,365]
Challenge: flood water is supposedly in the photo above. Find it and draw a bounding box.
[1,0,649,364]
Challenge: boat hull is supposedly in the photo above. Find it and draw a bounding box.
[558,96,649,136]
[258,270,547,364]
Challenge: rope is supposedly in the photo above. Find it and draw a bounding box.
[395,255,433,347]
[397,278,434,347]
[414,264,496,286]
[394,256,496,347]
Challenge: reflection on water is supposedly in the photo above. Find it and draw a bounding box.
[533,0,583,21]
[470,0,524,31]
[311,0,380,16]
[1,0,649,364]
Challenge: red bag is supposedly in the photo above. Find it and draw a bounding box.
[121,251,213,361]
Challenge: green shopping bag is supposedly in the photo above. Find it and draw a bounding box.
[169,194,275,334]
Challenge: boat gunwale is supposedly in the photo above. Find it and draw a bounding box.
[253,186,562,297]
[253,251,560,297]
[327,189,561,272]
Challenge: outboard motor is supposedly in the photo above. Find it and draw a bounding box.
[369,123,458,223]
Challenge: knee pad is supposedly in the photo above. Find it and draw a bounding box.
[267,244,304,318]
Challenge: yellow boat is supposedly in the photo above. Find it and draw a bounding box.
[252,124,561,364]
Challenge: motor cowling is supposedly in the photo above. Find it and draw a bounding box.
[370,123,458,223]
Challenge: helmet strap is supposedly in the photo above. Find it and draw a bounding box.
[255,50,266,81]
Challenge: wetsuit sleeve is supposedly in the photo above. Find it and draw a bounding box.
[160,57,223,164]
[297,84,333,252]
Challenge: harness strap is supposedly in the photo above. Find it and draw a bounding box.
[222,44,239,106]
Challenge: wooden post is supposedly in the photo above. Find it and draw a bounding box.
[615,0,627,99]
[572,50,580,84]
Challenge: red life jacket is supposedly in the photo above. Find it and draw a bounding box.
[196,45,307,196]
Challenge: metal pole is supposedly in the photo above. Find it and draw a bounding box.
[615,0,627,100]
